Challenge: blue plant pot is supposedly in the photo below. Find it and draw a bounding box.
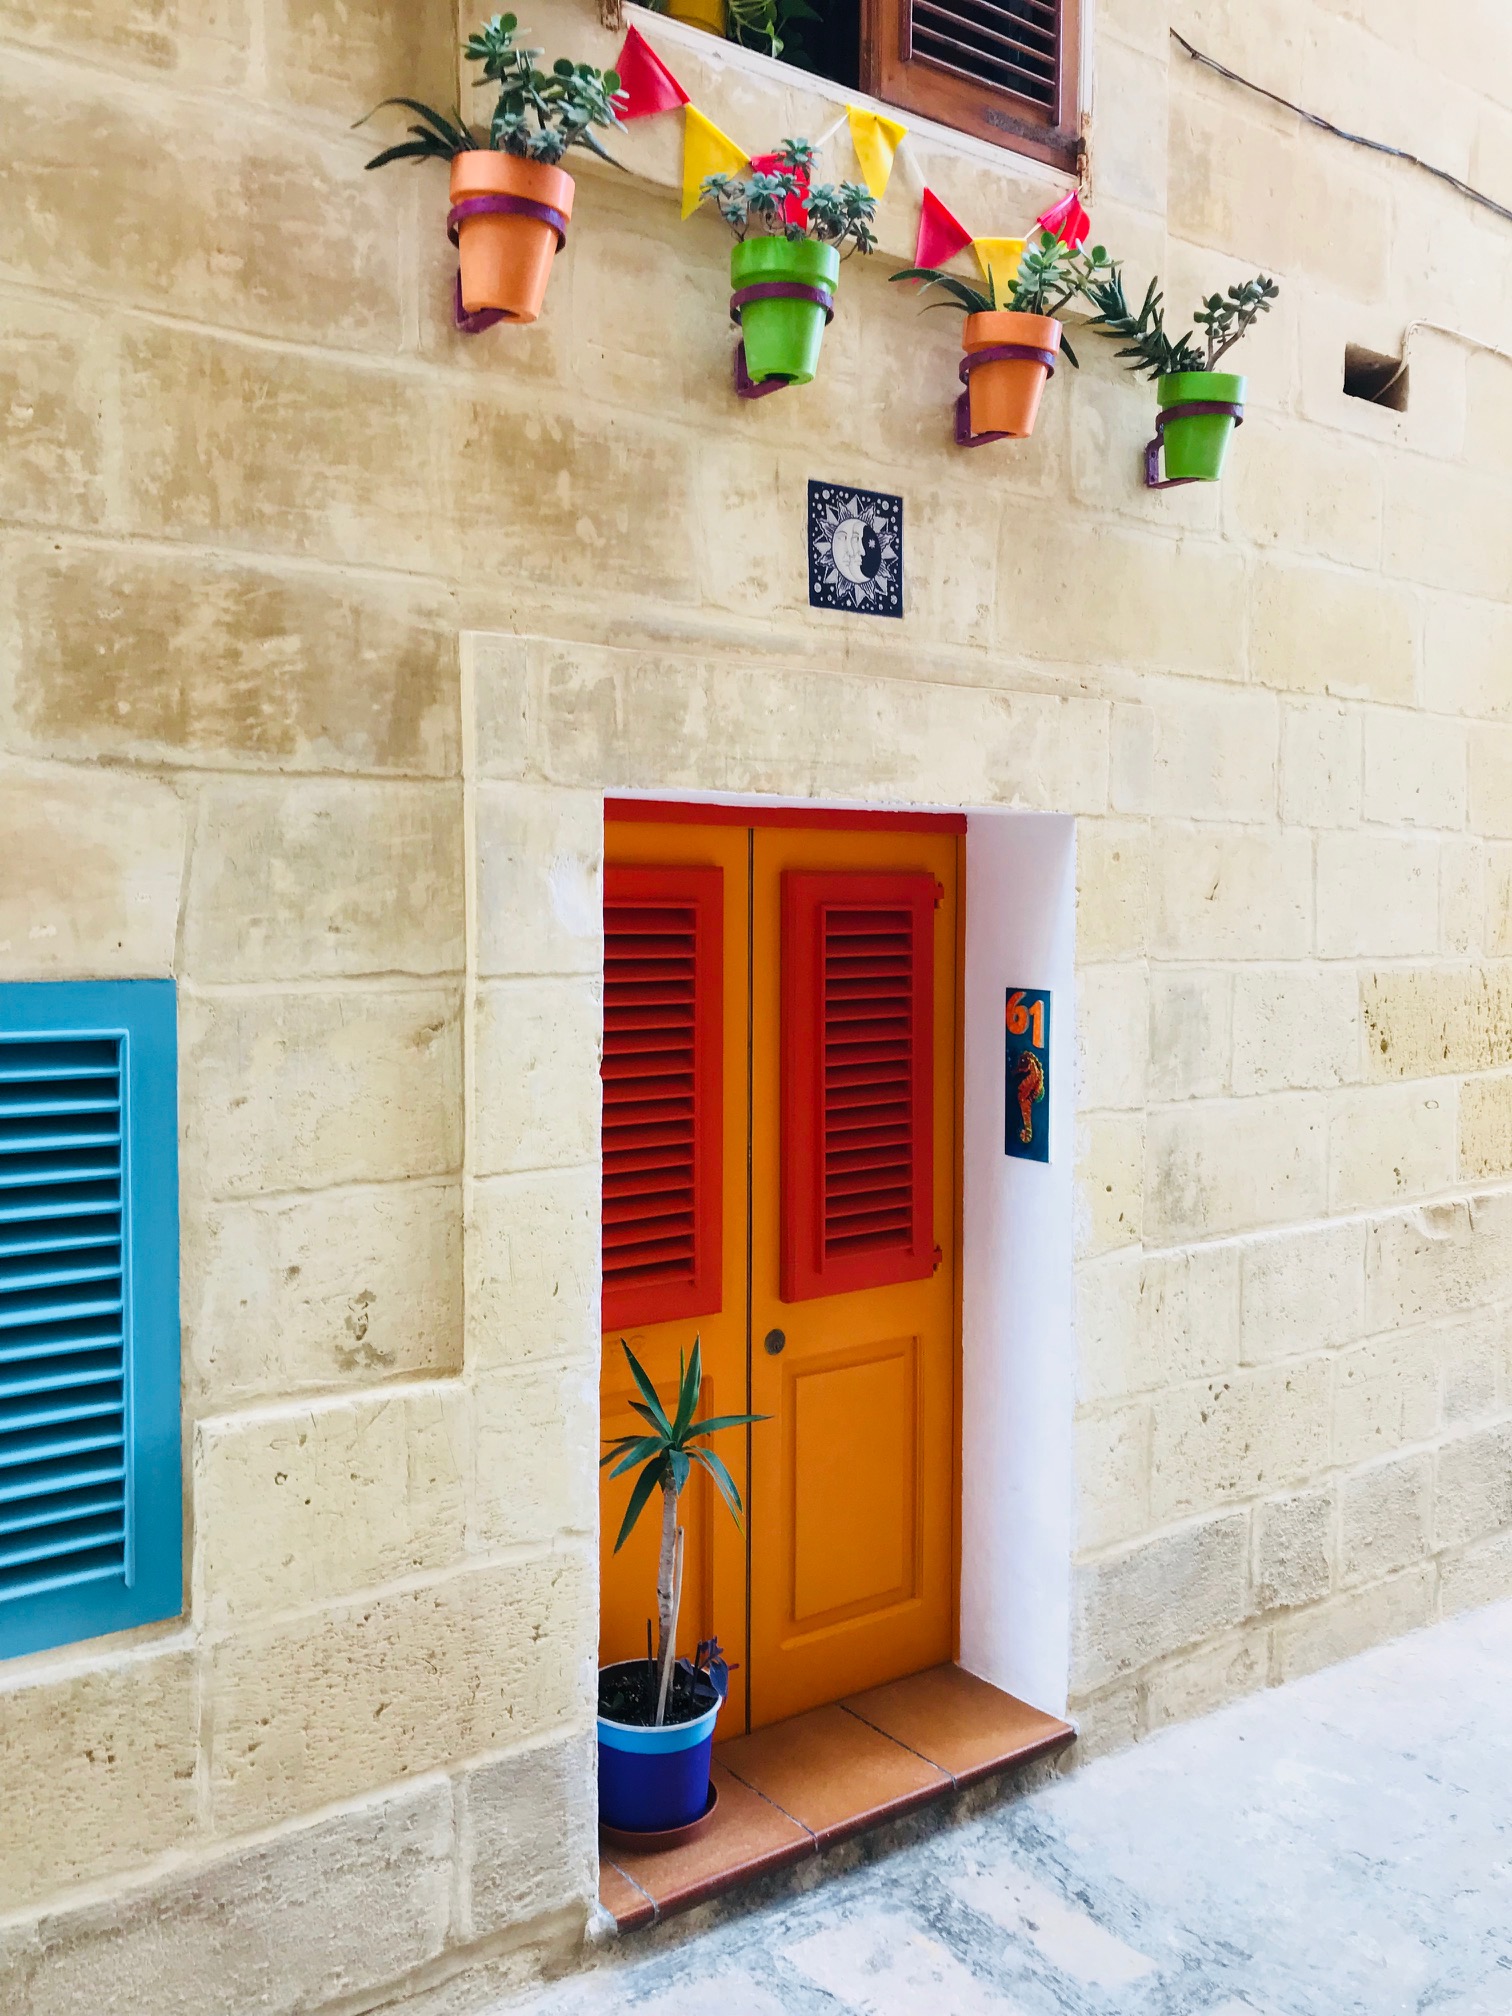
[597,1662,721,1832]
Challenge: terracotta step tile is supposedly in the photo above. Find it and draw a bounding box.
[603,1761,814,1922]
[716,1703,950,1846]
[597,1859,655,1932]
[842,1663,1075,1787]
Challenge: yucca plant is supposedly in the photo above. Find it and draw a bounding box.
[601,1338,765,1726]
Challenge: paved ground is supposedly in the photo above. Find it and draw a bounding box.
[496,1599,1512,2015]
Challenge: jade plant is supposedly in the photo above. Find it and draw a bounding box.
[1081,268,1280,378]
[359,12,625,169]
[700,138,878,254]
[600,1339,764,1726]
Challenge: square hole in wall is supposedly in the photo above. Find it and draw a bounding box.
[1343,343,1408,410]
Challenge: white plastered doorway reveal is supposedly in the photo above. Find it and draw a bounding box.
[460,632,1080,1725]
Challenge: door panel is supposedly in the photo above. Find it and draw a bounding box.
[598,821,750,1725]
[749,825,959,1728]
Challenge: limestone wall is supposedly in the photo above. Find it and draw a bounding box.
[3,0,1512,2007]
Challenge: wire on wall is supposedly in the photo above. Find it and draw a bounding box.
[1170,29,1512,232]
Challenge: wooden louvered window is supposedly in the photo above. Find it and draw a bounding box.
[601,866,723,1333]
[862,0,1082,171]
[0,981,181,1663]
[780,870,937,1303]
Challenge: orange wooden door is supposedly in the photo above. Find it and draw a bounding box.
[748,825,960,1727]
[598,820,751,1727]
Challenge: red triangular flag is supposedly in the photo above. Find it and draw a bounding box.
[914,187,974,269]
[613,24,689,120]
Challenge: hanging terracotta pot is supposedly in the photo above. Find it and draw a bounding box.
[729,237,840,394]
[1147,370,1246,485]
[956,310,1062,445]
[448,151,574,324]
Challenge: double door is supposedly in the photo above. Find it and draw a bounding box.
[599,810,960,1731]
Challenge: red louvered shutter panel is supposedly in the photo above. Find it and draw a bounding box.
[601,865,723,1333]
[780,870,937,1303]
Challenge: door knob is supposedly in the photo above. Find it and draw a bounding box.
[763,1328,786,1356]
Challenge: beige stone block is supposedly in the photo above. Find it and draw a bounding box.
[475,783,602,981]
[0,298,110,530]
[1279,701,1361,828]
[1340,1453,1432,1587]
[2,541,460,776]
[1459,1074,1512,1183]
[471,979,600,1178]
[119,326,444,574]
[458,1729,597,1941]
[181,987,463,1198]
[1074,1402,1151,1552]
[1065,1679,1142,1763]
[1328,1083,1456,1212]
[1230,965,1360,1095]
[1289,152,1390,302]
[1240,1219,1365,1365]
[1074,1112,1144,1257]
[1142,1625,1269,1732]
[1485,848,1512,955]
[1385,457,1512,604]
[1442,840,1484,956]
[1145,1096,1327,1242]
[1076,820,1150,962]
[0,55,403,347]
[1168,91,1295,271]
[1071,1510,1250,1692]
[1091,37,1166,212]
[194,1385,469,1627]
[1361,966,1512,1081]
[1,1781,452,2016]
[1435,1422,1512,1548]
[1075,1241,1242,1402]
[1365,1192,1512,1328]
[265,0,454,115]
[1317,832,1440,957]
[473,1362,598,1554]
[1225,417,1383,570]
[1149,827,1312,960]
[1362,710,1466,830]
[1077,964,1149,1111]
[183,779,463,983]
[1148,969,1230,1102]
[1110,690,1277,822]
[1437,1305,1508,1428]
[908,482,1005,652]
[466,1169,599,1372]
[0,765,186,977]
[207,1552,594,1831]
[1424,595,1512,725]
[996,511,1247,680]
[0,0,247,82]
[1272,1565,1435,1683]
[1151,1358,1331,1519]
[1469,725,1512,841]
[183,1181,463,1407]
[1250,559,1417,705]
[0,1649,198,1911]
[1439,1527,1512,1616]
[1253,1487,1333,1609]
[1333,1333,1441,1467]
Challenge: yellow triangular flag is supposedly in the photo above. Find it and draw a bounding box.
[682,104,748,219]
[972,236,1026,308]
[847,106,908,198]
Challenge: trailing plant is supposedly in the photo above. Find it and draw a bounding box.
[359,12,624,170]
[1081,267,1280,379]
[891,231,1115,367]
[600,1339,764,1726]
[726,0,820,64]
[700,138,878,255]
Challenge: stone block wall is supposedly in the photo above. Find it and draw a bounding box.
[3,0,1512,2006]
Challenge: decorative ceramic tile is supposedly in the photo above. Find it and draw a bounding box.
[808,481,904,617]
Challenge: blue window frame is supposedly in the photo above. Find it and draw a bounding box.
[0,980,181,1661]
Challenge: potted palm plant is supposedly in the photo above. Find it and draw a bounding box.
[360,13,624,328]
[698,139,877,395]
[1081,266,1280,485]
[891,194,1113,445]
[597,1339,764,1838]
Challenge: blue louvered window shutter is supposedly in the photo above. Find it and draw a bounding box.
[0,980,181,1661]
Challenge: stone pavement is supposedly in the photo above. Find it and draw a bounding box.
[493,1599,1512,2015]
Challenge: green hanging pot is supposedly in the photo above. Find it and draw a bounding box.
[729,237,841,391]
[1150,371,1246,485]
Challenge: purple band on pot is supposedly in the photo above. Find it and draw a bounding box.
[956,343,1059,383]
[1144,399,1245,488]
[728,282,835,325]
[446,194,570,248]
[452,274,507,334]
[733,342,792,400]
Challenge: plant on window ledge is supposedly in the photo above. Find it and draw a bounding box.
[1081,265,1280,486]
[359,13,625,327]
[638,0,819,69]
[596,1339,765,1836]
[891,192,1113,445]
[698,139,878,395]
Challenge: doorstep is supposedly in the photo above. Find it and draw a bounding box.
[598,1663,1075,1931]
